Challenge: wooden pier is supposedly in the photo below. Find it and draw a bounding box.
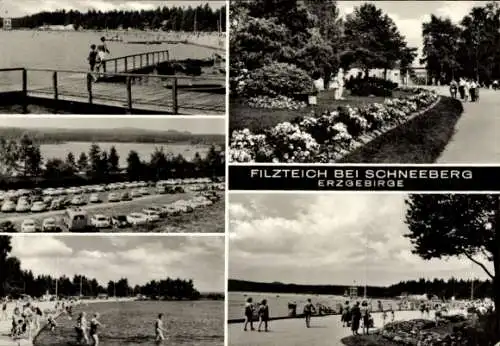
[0,49,225,115]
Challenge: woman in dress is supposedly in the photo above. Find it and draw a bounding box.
[360,301,370,335]
[243,297,254,331]
[350,302,361,336]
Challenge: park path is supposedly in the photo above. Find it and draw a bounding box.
[429,86,500,163]
[228,310,437,346]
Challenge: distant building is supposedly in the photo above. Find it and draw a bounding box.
[3,18,12,30]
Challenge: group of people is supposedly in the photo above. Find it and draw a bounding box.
[449,78,480,102]
[243,297,270,332]
[87,36,111,81]
[4,299,48,341]
[340,300,380,336]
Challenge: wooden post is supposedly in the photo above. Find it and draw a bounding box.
[146,53,149,66]
[126,76,132,113]
[87,73,93,104]
[114,60,118,73]
[140,55,143,69]
[172,77,178,114]
[133,55,136,70]
[102,60,107,73]
[52,71,58,100]
[22,69,28,113]
[166,50,169,61]
[124,57,128,72]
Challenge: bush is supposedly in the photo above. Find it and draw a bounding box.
[346,77,398,97]
[238,63,314,99]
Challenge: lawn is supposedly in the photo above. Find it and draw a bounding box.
[229,89,414,133]
[339,97,464,163]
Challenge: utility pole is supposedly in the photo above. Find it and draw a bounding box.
[80,276,83,297]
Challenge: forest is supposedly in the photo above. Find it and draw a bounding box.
[5,4,227,32]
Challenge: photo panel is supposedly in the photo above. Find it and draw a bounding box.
[228,0,496,164]
[0,234,225,345]
[0,116,225,233]
[0,0,227,116]
[228,192,493,345]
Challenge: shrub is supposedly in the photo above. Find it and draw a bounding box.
[346,77,398,97]
[239,62,314,99]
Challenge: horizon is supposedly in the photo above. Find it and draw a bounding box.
[0,117,225,135]
[0,1,226,18]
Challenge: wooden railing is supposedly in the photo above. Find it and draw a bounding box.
[0,67,225,114]
[102,49,170,74]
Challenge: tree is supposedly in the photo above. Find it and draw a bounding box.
[0,139,20,176]
[126,150,143,180]
[65,152,76,171]
[204,145,224,177]
[18,134,42,177]
[88,143,101,178]
[405,194,500,334]
[150,147,169,180]
[77,152,89,173]
[108,146,120,173]
[44,159,74,179]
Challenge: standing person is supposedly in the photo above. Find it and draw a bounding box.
[449,79,458,99]
[95,37,110,78]
[342,301,350,328]
[469,80,477,102]
[257,299,269,332]
[89,313,103,346]
[351,302,361,336]
[47,314,57,332]
[155,313,166,343]
[33,305,43,332]
[1,300,7,320]
[303,299,316,328]
[464,79,470,102]
[458,77,466,100]
[361,301,370,335]
[75,312,90,345]
[390,305,395,322]
[243,297,254,331]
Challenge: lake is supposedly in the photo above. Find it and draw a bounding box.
[40,141,213,167]
[228,292,408,320]
[34,300,224,346]
[0,30,222,89]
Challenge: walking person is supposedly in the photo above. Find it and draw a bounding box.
[350,302,361,336]
[257,299,269,332]
[449,79,458,99]
[303,299,316,328]
[361,301,370,335]
[154,313,167,343]
[75,312,90,345]
[1,300,7,320]
[458,77,466,100]
[243,297,254,331]
[341,301,351,328]
[89,313,103,346]
[469,79,477,102]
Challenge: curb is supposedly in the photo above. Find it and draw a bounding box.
[334,95,442,162]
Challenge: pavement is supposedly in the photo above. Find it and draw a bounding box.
[228,310,438,346]
[425,85,500,163]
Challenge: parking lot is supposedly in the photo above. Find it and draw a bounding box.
[0,179,225,233]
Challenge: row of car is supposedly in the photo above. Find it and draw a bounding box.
[19,192,221,232]
[0,178,224,200]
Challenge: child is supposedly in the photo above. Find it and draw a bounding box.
[382,309,387,326]
[303,299,316,328]
[88,44,98,72]
[257,300,269,332]
[243,298,254,331]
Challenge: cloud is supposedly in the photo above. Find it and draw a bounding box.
[229,194,490,286]
[11,236,225,292]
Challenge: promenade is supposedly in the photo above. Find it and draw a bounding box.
[229,310,437,346]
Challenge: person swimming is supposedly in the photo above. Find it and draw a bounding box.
[155,313,166,343]
[89,313,102,346]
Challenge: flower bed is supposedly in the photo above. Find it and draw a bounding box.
[230,88,440,163]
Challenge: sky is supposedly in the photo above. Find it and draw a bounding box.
[0,116,225,134]
[337,1,491,66]
[229,193,490,287]
[10,235,225,292]
[0,0,225,17]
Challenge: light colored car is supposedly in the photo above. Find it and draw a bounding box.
[90,214,111,228]
[89,193,102,203]
[95,185,106,192]
[142,208,161,222]
[0,191,5,201]
[130,190,142,198]
[31,201,47,212]
[21,219,37,232]
[1,200,16,212]
[108,193,120,202]
[71,195,86,206]
[55,188,66,196]
[15,199,31,212]
[43,196,53,204]
[18,189,31,196]
[139,187,150,195]
[6,190,18,199]
[42,218,58,232]
[126,213,148,226]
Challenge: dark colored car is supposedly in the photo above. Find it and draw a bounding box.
[111,215,130,228]
[121,192,132,201]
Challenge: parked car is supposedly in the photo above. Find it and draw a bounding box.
[162,204,181,216]
[21,219,37,232]
[121,192,132,201]
[43,196,53,204]
[71,195,86,206]
[139,187,150,195]
[142,209,161,222]
[111,215,129,228]
[130,190,142,198]
[42,218,58,232]
[108,193,120,202]
[31,202,47,212]
[126,213,148,226]
[148,206,168,217]
[90,214,111,229]
[63,208,90,232]
[16,199,31,212]
[1,200,16,212]
[89,193,102,203]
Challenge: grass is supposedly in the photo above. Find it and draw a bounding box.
[229,89,413,133]
[341,334,400,346]
[339,97,464,163]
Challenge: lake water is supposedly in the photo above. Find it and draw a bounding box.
[0,30,220,89]
[34,300,224,346]
[40,141,212,167]
[228,292,408,320]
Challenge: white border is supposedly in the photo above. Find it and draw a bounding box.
[224,2,230,345]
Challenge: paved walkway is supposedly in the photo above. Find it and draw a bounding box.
[427,86,500,163]
[229,310,437,346]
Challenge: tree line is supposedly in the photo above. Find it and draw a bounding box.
[0,236,201,299]
[6,4,226,32]
[0,134,225,185]
[228,278,491,300]
[231,0,418,86]
[422,1,500,84]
